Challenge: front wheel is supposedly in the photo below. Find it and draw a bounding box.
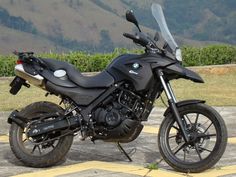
[158,103,227,173]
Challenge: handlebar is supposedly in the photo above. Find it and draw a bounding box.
[123,32,174,57]
[123,32,150,47]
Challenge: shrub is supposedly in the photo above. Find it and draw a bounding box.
[0,45,235,77]
[182,45,236,66]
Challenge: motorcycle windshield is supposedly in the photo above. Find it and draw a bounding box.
[151,3,178,52]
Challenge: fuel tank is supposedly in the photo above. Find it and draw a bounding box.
[106,53,175,91]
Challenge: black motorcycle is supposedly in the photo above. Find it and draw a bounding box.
[8,4,227,173]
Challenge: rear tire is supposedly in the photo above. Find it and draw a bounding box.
[9,101,74,168]
[158,103,227,173]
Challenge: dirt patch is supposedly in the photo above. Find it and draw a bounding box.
[0,77,12,81]
[189,64,236,75]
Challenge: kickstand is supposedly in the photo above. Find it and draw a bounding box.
[117,142,136,162]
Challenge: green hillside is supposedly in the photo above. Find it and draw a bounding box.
[0,0,235,54]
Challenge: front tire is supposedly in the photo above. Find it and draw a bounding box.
[158,103,227,173]
[9,101,74,168]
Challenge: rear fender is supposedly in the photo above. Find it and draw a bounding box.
[8,110,28,129]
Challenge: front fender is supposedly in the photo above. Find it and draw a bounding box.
[163,99,205,116]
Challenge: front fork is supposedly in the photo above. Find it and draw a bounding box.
[157,70,190,142]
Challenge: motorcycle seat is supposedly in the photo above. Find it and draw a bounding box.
[41,58,114,88]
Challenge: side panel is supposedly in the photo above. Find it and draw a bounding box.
[45,81,105,106]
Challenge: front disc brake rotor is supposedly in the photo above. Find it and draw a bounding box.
[195,123,210,152]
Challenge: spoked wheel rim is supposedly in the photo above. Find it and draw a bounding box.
[17,127,61,157]
[9,102,75,168]
[16,112,63,157]
[165,112,220,164]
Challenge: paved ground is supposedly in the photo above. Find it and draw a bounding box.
[0,107,236,177]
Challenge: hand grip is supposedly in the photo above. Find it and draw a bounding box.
[123,33,137,40]
[123,33,150,47]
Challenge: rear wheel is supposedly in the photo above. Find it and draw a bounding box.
[9,101,74,167]
[158,103,227,173]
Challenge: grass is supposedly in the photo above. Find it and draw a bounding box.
[0,66,235,111]
[146,162,159,170]
[158,76,236,107]
[170,67,236,107]
[0,79,60,111]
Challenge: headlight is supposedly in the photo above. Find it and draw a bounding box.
[175,48,182,62]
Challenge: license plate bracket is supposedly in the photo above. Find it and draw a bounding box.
[9,76,27,95]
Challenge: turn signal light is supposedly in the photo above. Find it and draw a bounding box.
[16,59,23,64]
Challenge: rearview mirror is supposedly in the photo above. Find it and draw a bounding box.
[126,10,141,32]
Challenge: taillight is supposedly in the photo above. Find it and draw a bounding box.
[16,59,23,64]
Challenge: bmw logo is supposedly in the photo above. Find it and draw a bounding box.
[132,63,140,69]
